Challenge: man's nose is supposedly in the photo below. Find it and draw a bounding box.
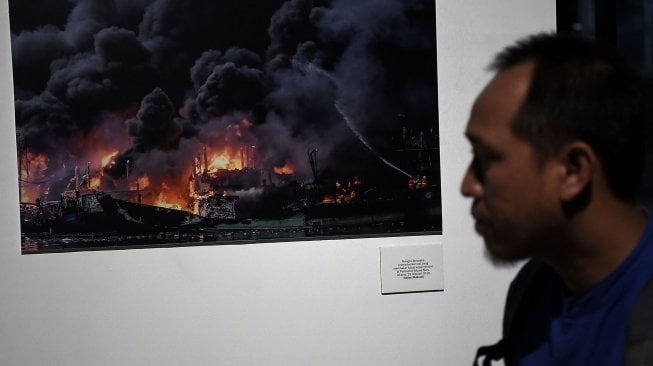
[461,163,483,198]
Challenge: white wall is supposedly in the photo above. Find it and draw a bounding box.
[0,1,554,365]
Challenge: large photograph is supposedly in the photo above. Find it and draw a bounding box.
[11,0,441,254]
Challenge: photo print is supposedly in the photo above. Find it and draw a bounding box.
[11,0,441,253]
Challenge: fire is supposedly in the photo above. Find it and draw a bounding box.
[137,175,150,189]
[19,153,49,202]
[273,161,294,175]
[16,122,259,210]
[151,182,185,210]
[208,151,241,171]
[128,174,151,191]
[209,154,230,170]
[153,195,183,210]
[101,151,119,168]
[20,153,48,180]
[90,176,101,188]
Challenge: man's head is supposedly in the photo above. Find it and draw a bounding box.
[493,33,645,201]
[461,33,646,262]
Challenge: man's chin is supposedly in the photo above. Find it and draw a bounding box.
[483,248,523,267]
[482,238,529,266]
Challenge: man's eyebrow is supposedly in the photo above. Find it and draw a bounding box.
[464,132,500,156]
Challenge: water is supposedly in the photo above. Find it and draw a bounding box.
[334,102,412,178]
[300,61,413,178]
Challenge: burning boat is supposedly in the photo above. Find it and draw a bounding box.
[20,175,205,235]
[17,118,441,253]
[187,147,245,222]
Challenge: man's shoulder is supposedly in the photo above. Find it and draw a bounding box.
[503,259,653,365]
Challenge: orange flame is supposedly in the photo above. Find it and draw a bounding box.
[130,174,151,191]
[101,151,119,168]
[151,182,185,210]
[19,153,49,202]
[273,161,294,175]
[17,114,264,209]
[137,175,150,189]
[90,176,102,189]
[208,150,241,171]
[153,196,183,210]
[20,153,48,179]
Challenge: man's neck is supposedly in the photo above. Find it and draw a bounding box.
[545,201,647,294]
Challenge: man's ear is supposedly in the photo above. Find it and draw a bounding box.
[557,141,595,202]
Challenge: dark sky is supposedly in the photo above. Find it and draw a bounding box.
[11,0,438,197]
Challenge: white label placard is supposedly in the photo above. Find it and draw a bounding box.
[380,243,444,294]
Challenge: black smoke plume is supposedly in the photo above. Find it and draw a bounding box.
[11,0,438,201]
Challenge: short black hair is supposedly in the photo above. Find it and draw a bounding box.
[491,32,646,202]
